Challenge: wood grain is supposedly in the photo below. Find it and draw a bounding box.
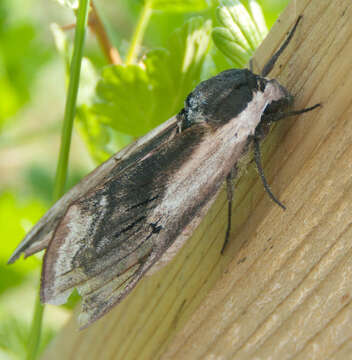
[42,0,352,359]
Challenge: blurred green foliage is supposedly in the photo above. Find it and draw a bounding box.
[0,1,53,130]
[92,18,211,136]
[0,192,44,293]
[0,0,289,358]
[0,316,55,360]
[148,0,208,12]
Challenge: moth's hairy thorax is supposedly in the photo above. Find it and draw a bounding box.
[179,69,288,130]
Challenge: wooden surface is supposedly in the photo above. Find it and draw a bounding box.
[43,0,352,359]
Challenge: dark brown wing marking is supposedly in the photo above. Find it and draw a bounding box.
[39,124,206,327]
[8,117,179,264]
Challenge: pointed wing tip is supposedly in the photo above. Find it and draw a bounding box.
[7,250,22,265]
[8,233,50,265]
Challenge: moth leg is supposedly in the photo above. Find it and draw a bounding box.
[261,16,302,77]
[221,167,237,254]
[253,103,320,209]
[252,134,286,210]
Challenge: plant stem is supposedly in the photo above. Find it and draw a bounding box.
[26,0,91,359]
[26,295,44,360]
[125,0,153,64]
[53,0,91,201]
[89,1,122,64]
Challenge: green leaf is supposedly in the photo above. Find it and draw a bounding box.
[76,105,133,163]
[212,0,267,67]
[150,0,208,12]
[165,17,212,105]
[93,64,156,136]
[248,0,267,36]
[86,17,211,142]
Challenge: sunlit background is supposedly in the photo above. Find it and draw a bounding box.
[0,0,289,358]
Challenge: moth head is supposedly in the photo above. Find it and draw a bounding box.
[263,81,293,115]
[255,79,294,139]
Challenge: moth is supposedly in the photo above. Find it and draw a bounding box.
[9,16,319,327]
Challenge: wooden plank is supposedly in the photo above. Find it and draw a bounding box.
[43,0,352,359]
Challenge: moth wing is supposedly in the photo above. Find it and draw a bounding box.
[41,192,158,325]
[45,206,159,327]
[40,118,197,327]
[40,171,163,326]
[44,184,223,329]
[39,118,221,327]
[8,116,179,264]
